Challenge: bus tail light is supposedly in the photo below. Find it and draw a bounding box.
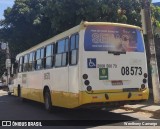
[141,84,145,89]
[83,74,88,80]
[87,86,92,92]
[144,73,148,78]
[84,80,90,85]
[143,79,147,84]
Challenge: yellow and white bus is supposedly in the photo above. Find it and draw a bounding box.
[12,21,149,111]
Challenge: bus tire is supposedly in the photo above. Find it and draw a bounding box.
[44,90,52,112]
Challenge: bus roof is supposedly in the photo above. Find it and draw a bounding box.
[16,21,142,59]
[83,21,141,30]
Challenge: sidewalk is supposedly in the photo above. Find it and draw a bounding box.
[121,89,160,118]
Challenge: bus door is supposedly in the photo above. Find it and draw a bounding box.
[68,34,79,106]
[54,38,69,106]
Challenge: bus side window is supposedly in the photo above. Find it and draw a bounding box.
[52,44,55,67]
[28,52,33,71]
[32,52,36,70]
[70,34,79,65]
[35,49,41,70]
[41,48,45,69]
[45,44,53,69]
[23,54,29,72]
[55,38,68,67]
[35,48,44,70]
[18,56,24,73]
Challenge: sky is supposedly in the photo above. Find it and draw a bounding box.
[0,0,160,19]
[0,0,14,19]
[152,0,160,2]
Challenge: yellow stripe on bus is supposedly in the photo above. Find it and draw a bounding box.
[13,87,149,108]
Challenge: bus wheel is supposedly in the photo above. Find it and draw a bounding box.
[44,90,52,112]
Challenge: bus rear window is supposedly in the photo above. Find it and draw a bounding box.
[84,25,144,52]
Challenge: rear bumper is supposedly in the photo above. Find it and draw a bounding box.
[79,88,149,105]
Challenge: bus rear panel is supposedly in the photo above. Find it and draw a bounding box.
[79,24,148,107]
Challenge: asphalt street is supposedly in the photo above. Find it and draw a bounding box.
[0,91,159,129]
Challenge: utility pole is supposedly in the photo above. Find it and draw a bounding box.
[6,43,11,86]
[143,0,160,103]
[0,42,11,87]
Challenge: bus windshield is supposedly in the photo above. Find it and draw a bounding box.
[84,25,144,52]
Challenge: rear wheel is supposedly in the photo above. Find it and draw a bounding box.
[44,90,52,112]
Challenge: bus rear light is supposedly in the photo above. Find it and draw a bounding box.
[143,79,147,84]
[144,73,148,78]
[87,86,92,91]
[138,94,142,96]
[84,80,90,85]
[83,74,88,80]
[141,84,145,89]
[92,96,98,99]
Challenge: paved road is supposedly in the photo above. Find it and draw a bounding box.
[0,90,159,129]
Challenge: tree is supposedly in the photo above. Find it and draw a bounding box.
[0,0,143,76]
[0,0,142,54]
[45,0,142,33]
[0,0,53,56]
[151,4,160,37]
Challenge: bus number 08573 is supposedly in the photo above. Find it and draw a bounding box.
[121,67,142,76]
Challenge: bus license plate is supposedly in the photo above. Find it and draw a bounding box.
[111,80,123,86]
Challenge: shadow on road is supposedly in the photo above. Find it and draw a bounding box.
[150,111,160,119]
[0,94,139,127]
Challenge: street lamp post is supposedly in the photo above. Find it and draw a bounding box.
[6,43,11,87]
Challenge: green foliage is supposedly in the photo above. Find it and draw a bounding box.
[45,0,142,33]
[151,4,160,28]
[0,0,53,56]
[45,0,101,34]
[99,0,141,26]
[0,0,143,76]
[0,0,143,53]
